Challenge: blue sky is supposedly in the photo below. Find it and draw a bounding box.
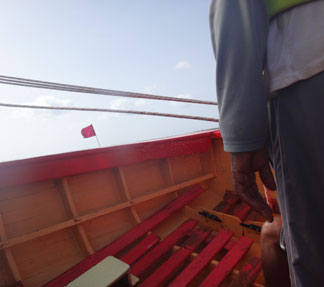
[0,0,218,162]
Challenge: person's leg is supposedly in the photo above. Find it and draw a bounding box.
[268,71,324,286]
[261,217,290,287]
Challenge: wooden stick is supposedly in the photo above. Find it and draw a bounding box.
[0,214,22,282]
[167,158,179,198]
[59,179,94,256]
[209,144,218,176]
[167,159,175,185]
[118,167,142,223]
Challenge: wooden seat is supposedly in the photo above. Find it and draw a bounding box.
[46,186,262,287]
[131,219,197,277]
[66,256,131,287]
[132,229,261,287]
[120,233,160,265]
[139,226,210,287]
[200,236,254,287]
[45,185,205,287]
[170,229,234,287]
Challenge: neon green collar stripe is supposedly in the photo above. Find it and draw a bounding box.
[266,0,313,18]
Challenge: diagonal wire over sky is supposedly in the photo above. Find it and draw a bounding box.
[0,75,218,105]
[0,75,219,122]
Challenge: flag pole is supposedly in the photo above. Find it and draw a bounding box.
[95,134,101,148]
[92,124,101,148]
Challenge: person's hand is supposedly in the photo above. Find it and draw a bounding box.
[231,147,276,222]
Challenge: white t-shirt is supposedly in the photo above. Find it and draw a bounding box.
[267,1,324,92]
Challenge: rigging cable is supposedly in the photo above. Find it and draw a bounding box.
[0,102,219,122]
[0,75,218,106]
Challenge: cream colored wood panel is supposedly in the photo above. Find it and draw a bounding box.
[135,192,177,222]
[168,154,203,183]
[122,160,168,198]
[0,181,69,239]
[82,209,134,252]
[200,150,214,174]
[67,170,124,216]
[11,229,85,287]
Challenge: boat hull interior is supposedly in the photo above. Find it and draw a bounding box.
[0,130,278,287]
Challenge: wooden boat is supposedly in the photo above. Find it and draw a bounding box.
[0,129,278,287]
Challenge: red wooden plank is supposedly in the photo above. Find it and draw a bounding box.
[170,229,234,287]
[131,219,197,277]
[140,227,210,287]
[200,236,254,287]
[214,201,232,214]
[229,257,262,287]
[233,202,251,221]
[120,233,160,265]
[227,196,240,206]
[45,186,204,287]
[214,190,240,213]
[224,240,236,251]
[205,234,235,251]
[140,248,191,287]
[180,226,210,251]
[205,233,214,243]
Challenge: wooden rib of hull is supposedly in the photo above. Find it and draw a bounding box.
[0,130,270,287]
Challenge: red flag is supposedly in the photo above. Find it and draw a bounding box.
[81,124,96,138]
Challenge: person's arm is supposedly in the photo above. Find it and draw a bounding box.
[210,0,276,221]
[210,0,269,152]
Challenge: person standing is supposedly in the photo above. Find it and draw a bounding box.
[209,0,324,286]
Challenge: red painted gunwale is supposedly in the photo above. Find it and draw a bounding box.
[0,130,221,189]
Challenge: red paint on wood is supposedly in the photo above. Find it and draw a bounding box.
[45,186,204,287]
[200,237,254,287]
[228,257,262,287]
[214,190,239,214]
[0,130,217,188]
[170,229,234,287]
[140,248,191,287]
[227,197,240,206]
[180,226,210,251]
[140,227,210,287]
[120,233,160,265]
[205,233,214,244]
[214,201,232,214]
[131,219,197,277]
[205,235,235,251]
[233,202,251,221]
[211,130,222,139]
[224,240,236,251]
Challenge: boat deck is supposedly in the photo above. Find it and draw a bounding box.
[46,185,265,287]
